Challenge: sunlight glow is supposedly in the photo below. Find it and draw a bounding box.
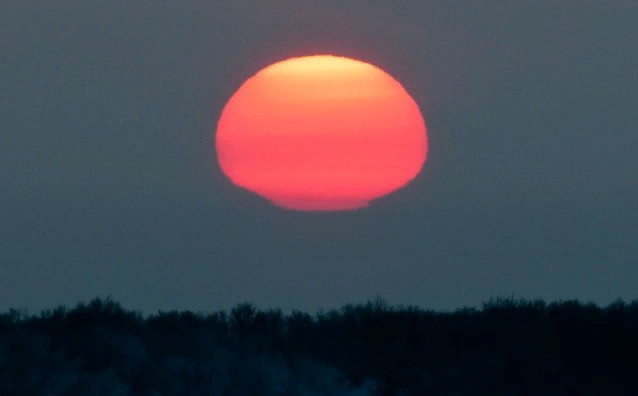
[216,55,428,211]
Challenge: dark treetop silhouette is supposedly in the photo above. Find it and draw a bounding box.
[1,295,637,395]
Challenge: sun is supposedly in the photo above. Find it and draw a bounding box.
[215,54,427,211]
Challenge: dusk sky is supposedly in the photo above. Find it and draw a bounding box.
[1,1,636,315]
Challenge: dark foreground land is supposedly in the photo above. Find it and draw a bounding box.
[1,296,637,396]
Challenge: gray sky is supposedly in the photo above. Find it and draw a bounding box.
[1,1,637,315]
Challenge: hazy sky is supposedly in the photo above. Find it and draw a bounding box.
[1,1,637,315]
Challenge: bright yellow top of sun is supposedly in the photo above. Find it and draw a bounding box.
[261,55,379,75]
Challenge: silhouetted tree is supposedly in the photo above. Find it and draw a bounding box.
[2,295,638,395]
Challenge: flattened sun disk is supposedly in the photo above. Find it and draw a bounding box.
[215,54,428,211]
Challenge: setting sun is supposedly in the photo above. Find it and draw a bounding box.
[216,55,428,211]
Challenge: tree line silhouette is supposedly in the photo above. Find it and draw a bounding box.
[1,295,637,395]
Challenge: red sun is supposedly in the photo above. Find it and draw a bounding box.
[216,54,428,211]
